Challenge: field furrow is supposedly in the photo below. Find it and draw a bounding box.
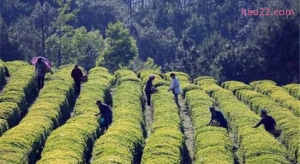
[185,89,234,164]
[283,84,300,99]
[138,69,165,137]
[248,80,300,117]
[36,66,114,164]
[0,65,75,164]
[0,64,296,164]
[165,71,199,163]
[222,80,300,163]
[197,78,290,164]
[141,77,186,164]
[91,69,145,163]
[0,61,38,136]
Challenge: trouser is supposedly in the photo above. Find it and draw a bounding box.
[268,129,282,137]
[37,76,45,90]
[100,114,112,129]
[74,80,81,94]
[145,91,151,106]
[172,90,180,107]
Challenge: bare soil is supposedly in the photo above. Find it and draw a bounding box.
[178,96,194,164]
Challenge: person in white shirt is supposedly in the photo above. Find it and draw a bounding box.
[168,73,182,108]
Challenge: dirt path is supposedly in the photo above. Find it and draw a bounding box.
[87,87,114,164]
[144,103,153,137]
[178,96,194,164]
[69,93,80,118]
[70,84,85,118]
[229,130,240,164]
[214,104,240,164]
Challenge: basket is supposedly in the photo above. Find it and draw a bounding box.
[98,117,106,127]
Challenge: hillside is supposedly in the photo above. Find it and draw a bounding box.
[0,60,299,164]
[0,0,299,84]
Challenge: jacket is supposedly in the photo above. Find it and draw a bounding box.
[169,77,182,94]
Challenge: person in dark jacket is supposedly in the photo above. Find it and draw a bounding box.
[71,65,83,94]
[145,75,157,106]
[35,58,47,90]
[95,100,112,131]
[253,109,281,137]
[207,107,228,131]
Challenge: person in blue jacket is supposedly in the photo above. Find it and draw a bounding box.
[207,107,228,131]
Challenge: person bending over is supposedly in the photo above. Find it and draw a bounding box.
[207,107,228,131]
[145,75,157,106]
[253,109,281,137]
[95,100,112,131]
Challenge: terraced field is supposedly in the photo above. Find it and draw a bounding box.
[0,60,299,164]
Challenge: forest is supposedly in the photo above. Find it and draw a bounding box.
[0,0,299,85]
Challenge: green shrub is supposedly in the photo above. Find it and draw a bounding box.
[0,102,20,129]
[0,65,75,164]
[88,67,115,83]
[221,81,299,162]
[181,84,201,97]
[141,85,185,164]
[249,80,276,87]
[137,69,163,83]
[138,69,163,84]
[0,119,9,136]
[75,67,114,115]
[283,84,300,99]
[196,77,218,86]
[153,80,169,88]
[36,66,114,164]
[246,154,290,164]
[37,114,99,164]
[0,64,38,134]
[118,76,141,85]
[1,64,37,104]
[193,76,214,84]
[221,81,252,94]
[251,83,300,117]
[0,92,26,115]
[114,69,136,79]
[197,79,289,164]
[186,90,234,164]
[92,71,144,164]
[243,95,299,161]
[4,60,29,75]
[0,60,7,86]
